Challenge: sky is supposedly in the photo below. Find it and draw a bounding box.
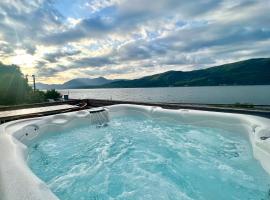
[0,0,269,84]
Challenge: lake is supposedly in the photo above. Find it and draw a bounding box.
[59,85,270,105]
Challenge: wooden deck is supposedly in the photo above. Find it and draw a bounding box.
[0,105,77,118]
[0,101,87,124]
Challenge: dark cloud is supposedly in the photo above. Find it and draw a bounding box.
[116,40,167,61]
[37,55,115,77]
[181,27,270,52]
[0,42,14,55]
[117,0,221,22]
[25,45,37,55]
[118,44,152,61]
[81,66,136,77]
[72,56,115,67]
[44,49,81,63]
[40,16,115,45]
[37,65,66,77]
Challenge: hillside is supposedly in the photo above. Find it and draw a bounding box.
[37,77,122,89]
[102,58,270,88]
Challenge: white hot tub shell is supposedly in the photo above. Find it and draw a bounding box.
[0,104,270,200]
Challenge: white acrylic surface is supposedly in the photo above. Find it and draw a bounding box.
[0,104,270,200]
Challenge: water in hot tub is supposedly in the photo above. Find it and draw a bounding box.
[27,113,270,200]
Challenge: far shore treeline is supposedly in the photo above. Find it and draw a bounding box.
[0,62,61,106]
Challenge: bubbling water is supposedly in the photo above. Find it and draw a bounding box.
[28,113,270,200]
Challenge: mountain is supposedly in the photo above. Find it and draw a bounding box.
[37,77,121,90]
[37,58,270,89]
[102,58,270,88]
[62,77,112,88]
[36,83,62,90]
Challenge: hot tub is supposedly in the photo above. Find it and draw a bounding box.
[0,104,270,200]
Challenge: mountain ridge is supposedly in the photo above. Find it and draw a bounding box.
[36,77,123,89]
[37,58,270,89]
[101,58,270,88]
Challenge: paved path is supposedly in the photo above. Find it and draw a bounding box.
[0,104,77,118]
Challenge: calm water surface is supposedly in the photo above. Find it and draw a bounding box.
[59,85,270,105]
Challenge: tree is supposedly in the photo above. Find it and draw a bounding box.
[0,62,63,105]
[0,62,31,105]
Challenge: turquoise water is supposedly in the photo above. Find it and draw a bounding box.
[28,114,270,200]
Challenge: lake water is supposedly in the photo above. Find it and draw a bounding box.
[59,85,270,105]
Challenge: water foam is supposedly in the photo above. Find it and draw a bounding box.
[28,115,270,200]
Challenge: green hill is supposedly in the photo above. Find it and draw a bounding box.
[103,58,270,88]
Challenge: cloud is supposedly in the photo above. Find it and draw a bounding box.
[0,0,63,58]
[37,54,115,78]
[118,43,152,61]
[36,64,68,77]
[0,41,14,55]
[72,55,115,68]
[0,0,269,83]
[43,48,81,63]
[40,0,221,45]
[40,16,116,45]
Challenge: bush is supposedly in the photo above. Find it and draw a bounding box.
[26,90,46,103]
[44,89,62,100]
[233,102,254,108]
